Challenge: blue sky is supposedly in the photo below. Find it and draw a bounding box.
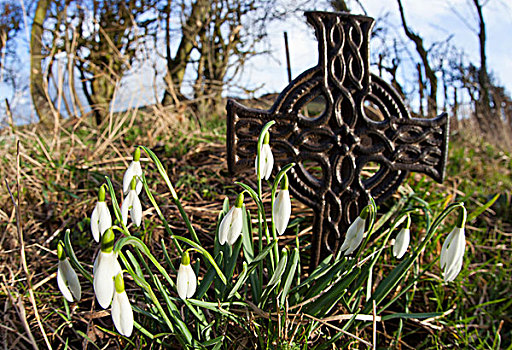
[238,0,512,109]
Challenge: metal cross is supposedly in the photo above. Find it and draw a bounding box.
[226,12,449,267]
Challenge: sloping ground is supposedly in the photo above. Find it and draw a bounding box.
[0,106,510,348]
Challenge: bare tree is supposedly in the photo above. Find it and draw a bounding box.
[74,0,157,124]
[161,0,209,105]
[193,0,275,107]
[396,0,437,117]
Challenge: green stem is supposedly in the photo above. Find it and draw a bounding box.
[140,146,200,244]
[141,173,183,255]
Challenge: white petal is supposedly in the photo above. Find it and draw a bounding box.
[393,228,410,259]
[444,229,465,281]
[227,207,243,245]
[133,161,143,195]
[218,207,234,245]
[440,231,453,269]
[130,192,143,227]
[177,264,196,299]
[123,162,135,195]
[112,291,133,337]
[274,190,291,235]
[343,217,366,255]
[61,259,81,301]
[91,203,100,242]
[256,147,266,178]
[98,202,112,236]
[186,266,197,298]
[57,261,74,302]
[93,253,99,276]
[93,252,117,308]
[121,192,132,226]
[263,145,274,180]
[124,161,143,195]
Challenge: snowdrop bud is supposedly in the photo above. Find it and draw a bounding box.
[440,209,467,282]
[112,273,133,337]
[392,228,410,259]
[94,229,120,309]
[339,206,368,256]
[177,251,197,300]
[91,186,112,242]
[273,175,291,235]
[56,241,81,302]
[440,227,465,282]
[123,148,143,195]
[255,132,274,180]
[121,177,143,227]
[219,194,244,245]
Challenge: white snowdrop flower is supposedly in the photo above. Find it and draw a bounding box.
[56,242,81,302]
[111,273,134,337]
[123,148,143,195]
[93,229,121,309]
[218,193,244,246]
[340,207,368,256]
[440,227,466,282]
[393,228,410,259]
[273,174,291,235]
[176,250,197,300]
[90,186,112,242]
[121,177,143,227]
[255,132,274,180]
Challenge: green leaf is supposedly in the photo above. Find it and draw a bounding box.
[63,229,92,283]
[280,247,299,305]
[228,262,248,299]
[225,237,243,281]
[196,252,223,300]
[267,248,288,287]
[249,240,277,266]
[289,255,333,294]
[104,177,125,231]
[306,267,360,316]
[468,193,499,222]
[241,207,254,262]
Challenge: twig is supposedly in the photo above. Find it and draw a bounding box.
[302,313,373,347]
[5,140,52,349]
[0,279,38,349]
[372,300,377,350]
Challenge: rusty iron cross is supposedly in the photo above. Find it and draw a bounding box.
[226,12,449,267]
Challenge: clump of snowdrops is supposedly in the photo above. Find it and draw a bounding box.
[56,121,471,347]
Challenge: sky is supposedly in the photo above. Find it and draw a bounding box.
[1,0,511,123]
[237,0,512,107]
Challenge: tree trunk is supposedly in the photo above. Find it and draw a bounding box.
[473,0,491,110]
[30,0,54,125]
[162,0,209,105]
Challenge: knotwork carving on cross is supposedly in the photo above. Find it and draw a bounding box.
[226,11,449,267]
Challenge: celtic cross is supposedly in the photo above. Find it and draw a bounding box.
[226,12,449,267]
